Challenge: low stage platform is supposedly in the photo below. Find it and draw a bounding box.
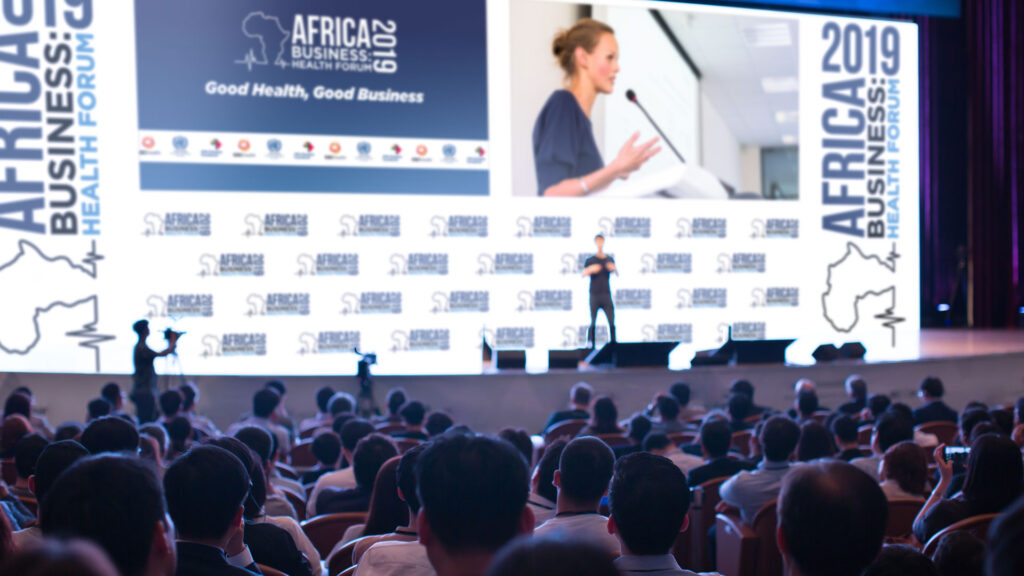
[2,329,1022,434]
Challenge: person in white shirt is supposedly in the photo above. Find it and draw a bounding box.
[643,433,705,475]
[878,441,929,500]
[356,540,434,576]
[717,416,800,525]
[851,412,914,482]
[609,452,720,576]
[526,439,567,527]
[308,418,375,517]
[347,445,425,565]
[227,388,293,455]
[534,437,619,557]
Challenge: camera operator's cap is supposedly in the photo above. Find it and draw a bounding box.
[133,319,149,334]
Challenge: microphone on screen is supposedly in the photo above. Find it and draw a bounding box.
[625,89,687,164]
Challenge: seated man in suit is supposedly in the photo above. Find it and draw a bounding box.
[545,382,592,431]
[164,445,261,576]
[13,439,90,549]
[717,416,800,525]
[831,415,868,462]
[40,455,177,576]
[913,376,958,425]
[610,452,718,576]
[687,418,755,487]
[307,418,375,517]
[392,401,428,441]
[837,375,869,416]
[299,386,336,432]
[534,437,618,556]
[777,461,887,576]
[316,433,398,514]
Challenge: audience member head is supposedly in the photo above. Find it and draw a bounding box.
[3,538,122,576]
[961,433,1023,514]
[626,414,652,444]
[203,436,266,521]
[727,392,752,423]
[653,394,680,423]
[416,434,531,573]
[1,414,31,455]
[609,452,690,555]
[87,398,112,421]
[265,379,287,400]
[669,382,691,407]
[311,430,342,467]
[397,443,425,514]
[164,445,249,548]
[880,441,928,496]
[340,418,376,457]
[569,382,592,409]
[965,401,988,411]
[363,456,407,536]
[794,378,816,395]
[178,382,198,413]
[483,535,618,576]
[589,396,618,429]
[778,461,887,576]
[33,440,89,504]
[80,416,139,455]
[353,433,399,490]
[498,428,533,467]
[101,382,123,410]
[14,433,49,481]
[796,390,819,418]
[139,424,168,460]
[988,408,1014,435]
[796,421,835,461]
[252,388,280,420]
[985,494,1024,576]
[400,401,427,427]
[919,376,944,400]
[845,375,868,402]
[233,425,273,469]
[831,415,859,447]
[164,416,193,459]
[1015,397,1024,426]
[386,387,407,416]
[329,392,356,416]
[873,412,915,455]
[425,411,455,437]
[888,402,915,422]
[41,455,174,576]
[729,379,755,402]
[642,432,672,454]
[761,415,800,462]
[54,422,83,442]
[862,545,938,576]
[532,439,568,504]
[554,436,614,509]
[313,385,335,415]
[867,394,892,420]
[931,530,984,576]
[970,421,998,439]
[157,390,182,418]
[4,391,31,419]
[959,408,992,446]
[699,418,732,459]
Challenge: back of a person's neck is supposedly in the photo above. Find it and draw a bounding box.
[555,497,601,515]
[434,550,494,576]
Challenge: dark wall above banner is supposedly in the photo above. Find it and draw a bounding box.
[657,0,960,18]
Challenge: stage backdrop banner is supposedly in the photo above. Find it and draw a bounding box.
[0,0,918,376]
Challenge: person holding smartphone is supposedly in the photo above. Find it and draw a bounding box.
[583,234,616,348]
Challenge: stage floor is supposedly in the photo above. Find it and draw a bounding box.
[917,329,1024,359]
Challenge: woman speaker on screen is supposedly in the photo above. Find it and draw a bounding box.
[533,18,661,197]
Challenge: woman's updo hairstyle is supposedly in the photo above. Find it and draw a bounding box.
[552,18,614,78]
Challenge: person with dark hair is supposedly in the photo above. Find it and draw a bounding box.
[350,444,426,565]
[718,415,800,525]
[4,392,31,421]
[851,411,915,481]
[158,389,184,422]
[930,530,984,576]
[140,423,169,467]
[394,401,428,440]
[545,382,593,430]
[831,415,867,461]
[485,535,619,576]
[498,428,534,467]
[86,397,112,421]
[793,390,820,423]
[5,390,53,440]
[4,538,122,576]
[163,445,260,576]
[425,411,454,437]
[417,434,532,576]
[373,387,407,425]
[613,414,652,459]
[204,436,317,576]
[329,392,357,418]
[41,455,176,576]
[316,433,398,515]
[177,382,219,438]
[777,461,887,576]
[54,422,83,442]
[914,377,958,425]
[164,415,194,461]
[726,393,754,432]
[609,452,700,575]
[878,441,929,499]
[913,434,1024,544]
[80,416,139,455]
[862,544,939,576]
[988,408,1014,436]
[837,375,869,416]
[302,430,342,485]
[650,394,686,435]
[307,418,376,517]
[686,417,754,487]
[233,425,296,519]
[643,433,704,474]
[10,433,49,500]
[861,393,892,423]
[228,388,292,455]
[729,379,768,416]
[130,319,178,424]
[985,494,1024,576]
[1,414,32,459]
[958,407,992,447]
[579,396,624,436]
[796,421,835,462]
[527,439,568,527]
[668,382,696,418]
[332,456,408,552]
[12,439,89,548]
[534,437,617,556]
[102,381,126,412]
[300,386,336,432]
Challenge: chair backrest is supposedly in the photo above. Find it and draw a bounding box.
[281,487,307,522]
[810,410,832,425]
[594,434,631,447]
[290,440,318,468]
[327,536,361,576]
[731,430,753,457]
[751,499,782,576]
[671,519,692,569]
[338,565,357,576]
[857,425,874,446]
[301,512,368,558]
[375,423,408,435]
[299,426,322,440]
[916,421,960,446]
[669,432,697,446]
[922,513,1001,557]
[744,414,763,424]
[690,476,730,572]
[544,419,587,444]
[276,462,300,480]
[395,437,422,454]
[885,498,925,539]
[715,512,758,576]
[256,563,289,576]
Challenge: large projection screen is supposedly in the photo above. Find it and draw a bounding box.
[0,0,919,375]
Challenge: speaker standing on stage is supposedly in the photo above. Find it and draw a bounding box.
[584,234,617,348]
[532,18,661,197]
